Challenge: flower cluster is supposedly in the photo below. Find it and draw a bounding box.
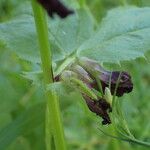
[55,57,133,125]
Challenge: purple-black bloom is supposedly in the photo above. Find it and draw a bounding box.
[79,58,133,97]
[100,71,133,97]
[54,57,133,125]
[37,0,74,18]
[84,95,112,125]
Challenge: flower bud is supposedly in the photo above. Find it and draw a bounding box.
[104,87,112,106]
[84,95,112,125]
[70,65,93,83]
[60,70,77,81]
[59,70,97,99]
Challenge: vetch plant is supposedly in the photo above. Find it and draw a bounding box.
[0,0,150,149]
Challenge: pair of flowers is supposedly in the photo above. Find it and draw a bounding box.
[55,58,133,125]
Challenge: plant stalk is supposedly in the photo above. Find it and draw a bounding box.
[31,1,66,150]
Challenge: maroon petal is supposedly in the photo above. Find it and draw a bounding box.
[79,58,133,97]
[84,95,112,125]
[100,71,133,97]
[37,0,74,18]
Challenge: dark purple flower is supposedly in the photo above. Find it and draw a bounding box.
[54,58,133,125]
[100,71,133,97]
[79,58,133,97]
[37,0,74,18]
[84,95,112,125]
[54,70,112,125]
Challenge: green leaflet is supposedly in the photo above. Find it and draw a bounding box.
[0,9,95,64]
[48,9,95,59]
[78,7,150,63]
[0,16,41,63]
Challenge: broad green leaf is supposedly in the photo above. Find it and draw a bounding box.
[0,103,45,150]
[78,7,150,63]
[0,9,95,64]
[48,9,95,60]
[0,16,41,63]
[0,15,66,63]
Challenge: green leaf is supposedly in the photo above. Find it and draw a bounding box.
[48,9,95,60]
[0,103,45,150]
[0,9,95,65]
[2,7,150,72]
[78,7,150,63]
[0,16,41,63]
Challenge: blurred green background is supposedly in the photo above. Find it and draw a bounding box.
[0,0,150,150]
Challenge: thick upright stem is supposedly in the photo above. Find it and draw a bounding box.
[31,1,66,150]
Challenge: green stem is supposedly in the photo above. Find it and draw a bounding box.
[70,77,97,100]
[129,138,150,147]
[46,106,52,150]
[54,55,75,76]
[47,91,67,150]
[31,1,66,150]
